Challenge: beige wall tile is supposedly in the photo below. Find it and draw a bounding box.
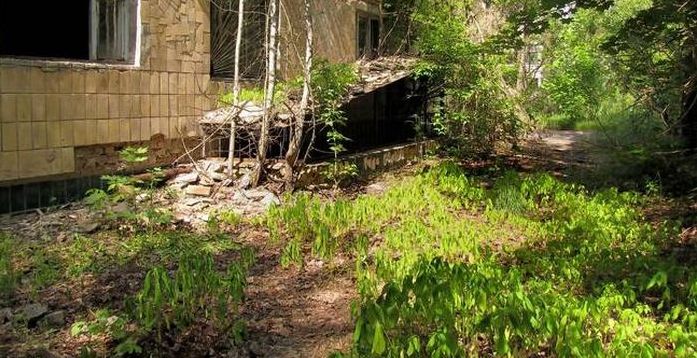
[17,122,32,150]
[140,72,150,94]
[0,152,19,181]
[159,73,169,95]
[72,95,86,120]
[168,73,178,95]
[119,95,130,118]
[85,95,97,119]
[141,95,151,117]
[84,119,98,145]
[108,96,120,119]
[59,120,74,147]
[169,95,178,116]
[150,116,160,136]
[108,71,120,94]
[72,72,85,93]
[32,95,46,122]
[96,72,109,93]
[31,122,48,149]
[45,72,60,93]
[18,149,63,178]
[1,94,16,123]
[61,147,75,173]
[60,94,73,120]
[1,123,17,151]
[119,118,130,142]
[140,118,151,141]
[46,121,61,148]
[97,95,109,119]
[130,118,141,142]
[159,95,168,117]
[46,95,60,121]
[29,68,46,93]
[108,119,120,143]
[120,72,131,94]
[150,72,160,94]
[58,72,72,94]
[97,120,110,143]
[131,72,142,94]
[16,95,32,122]
[85,72,98,93]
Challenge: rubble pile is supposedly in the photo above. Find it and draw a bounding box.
[167,158,281,224]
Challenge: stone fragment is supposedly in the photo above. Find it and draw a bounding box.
[186,185,212,197]
[19,303,48,327]
[42,310,66,327]
[172,172,199,184]
[76,222,100,234]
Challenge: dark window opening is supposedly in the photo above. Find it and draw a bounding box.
[0,0,137,63]
[357,13,380,59]
[211,0,268,81]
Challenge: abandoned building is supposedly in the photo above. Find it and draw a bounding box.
[0,0,433,214]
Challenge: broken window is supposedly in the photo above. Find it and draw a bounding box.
[0,0,138,63]
[357,13,381,59]
[210,0,268,81]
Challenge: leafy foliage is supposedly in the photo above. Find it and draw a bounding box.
[269,163,696,356]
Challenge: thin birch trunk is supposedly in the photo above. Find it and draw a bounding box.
[228,0,245,178]
[252,0,280,187]
[283,0,313,187]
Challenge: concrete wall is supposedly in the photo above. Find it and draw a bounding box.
[279,0,381,79]
[0,0,380,186]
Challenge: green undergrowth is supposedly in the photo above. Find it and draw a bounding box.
[265,162,696,356]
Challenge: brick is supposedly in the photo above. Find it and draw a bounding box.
[16,95,32,122]
[1,68,28,93]
[73,120,88,146]
[132,95,142,117]
[97,95,109,119]
[108,119,120,143]
[47,121,61,148]
[119,118,130,142]
[17,122,32,150]
[31,122,48,149]
[1,94,16,123]
[84,119,98,145]
[46,95,60,121]
[97,119,110,143]
[168,117,178,138]
[0,152,19,181]
[1,123,18,151]
[186,185,211,197]
[131,72,142,94]
[32,95,46,122]
[85,95,97,119]
[59,120,74,147]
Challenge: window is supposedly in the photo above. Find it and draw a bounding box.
[357,12,381,59]
[0,0,138,63]
[210,0,267,80]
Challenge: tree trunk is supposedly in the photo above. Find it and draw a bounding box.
[283,0,313,188]
[251,0,280,187]
[228,0,245,178]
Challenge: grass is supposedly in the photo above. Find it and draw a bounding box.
[266,162,697,356]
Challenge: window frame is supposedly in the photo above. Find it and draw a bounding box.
[356,10,381,59]
[0,0,141,68]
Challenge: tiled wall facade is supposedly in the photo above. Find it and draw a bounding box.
[0,0,220,184]
[0,0,379,186]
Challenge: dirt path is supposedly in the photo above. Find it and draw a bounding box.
[239,240,356,357]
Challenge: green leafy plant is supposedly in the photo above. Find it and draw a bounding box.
[0,234,17,300]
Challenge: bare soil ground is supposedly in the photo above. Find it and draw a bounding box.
[2,133,695,357]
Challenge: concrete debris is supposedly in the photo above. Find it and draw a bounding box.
[186,185,212,197]
[19,303,48,328]
[172,171,199,184]
[43,310,66,327]
[76,222,100,234]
